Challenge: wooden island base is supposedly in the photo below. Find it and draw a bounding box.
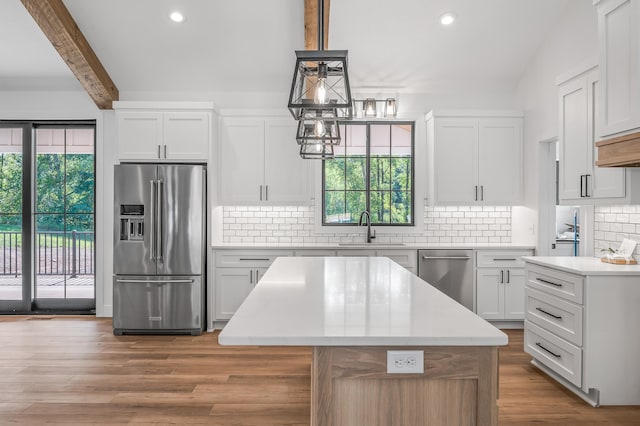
[312,346,499,426]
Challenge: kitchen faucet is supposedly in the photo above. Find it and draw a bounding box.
[358,210,376,243]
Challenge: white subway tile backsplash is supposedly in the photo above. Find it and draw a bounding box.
[594,205,640,260]
[221,202,512,245]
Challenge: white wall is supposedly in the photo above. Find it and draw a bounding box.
[511,0,598,246]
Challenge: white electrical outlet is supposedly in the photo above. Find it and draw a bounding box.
[387,350,424,374]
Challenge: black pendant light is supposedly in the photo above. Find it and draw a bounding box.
[288,0,352,159]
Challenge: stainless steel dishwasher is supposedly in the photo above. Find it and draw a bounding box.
[418,249,473,311]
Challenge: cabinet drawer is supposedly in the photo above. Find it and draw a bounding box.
[294,250,337,257]
[525,287,583,346]
[525,320,582,387]
[215,250,293,267]
[526,264,583,304]
[476,250,533,268]
[376,250,418,270]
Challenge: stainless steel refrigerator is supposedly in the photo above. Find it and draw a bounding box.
[113,164,206,335]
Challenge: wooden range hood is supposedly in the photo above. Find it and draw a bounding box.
[596,131,640,167]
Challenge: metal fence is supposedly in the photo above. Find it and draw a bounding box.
[0,231,94,277]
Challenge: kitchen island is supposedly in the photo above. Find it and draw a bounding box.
[219,256,507,425]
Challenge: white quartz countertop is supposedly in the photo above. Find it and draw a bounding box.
[218,257,508,347]
[523,256,640,275]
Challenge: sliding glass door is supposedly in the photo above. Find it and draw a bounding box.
[0,122,96,313]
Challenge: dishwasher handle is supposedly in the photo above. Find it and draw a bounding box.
[421,256,471,260]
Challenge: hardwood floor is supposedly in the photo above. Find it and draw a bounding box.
[0,316,638,425]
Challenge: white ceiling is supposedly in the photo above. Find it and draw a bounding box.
[0,0,580,96]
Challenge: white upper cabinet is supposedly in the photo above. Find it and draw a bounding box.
[478,119,523,204]
[164,112,210,160]
[114,102,213,162]
[596,0,640,137]
[426,111,523,205]
[219,118,265,204]
[218,114,310,205]
[116,111,163,160]
[557,66,633,204]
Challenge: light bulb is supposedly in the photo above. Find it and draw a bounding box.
[315,120,326,137]
[170,12,185,23]
[313,142,323,153]
[315,78,327,104]
[314,63,329,104]
[440,12,456,26]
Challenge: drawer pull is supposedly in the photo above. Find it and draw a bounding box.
[535,307,563,320]
[239,258,270,261]
[494,258,516,261]
[535,342,562,358]
[537,278,563,287]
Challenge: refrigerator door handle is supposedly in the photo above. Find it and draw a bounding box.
[157,179,164,262]
[149,179,156,261]
[115,279,195,284]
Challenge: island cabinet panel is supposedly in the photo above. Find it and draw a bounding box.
[312,346,498,426]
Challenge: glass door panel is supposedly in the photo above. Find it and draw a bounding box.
[34,127,95,310]
[0,126,28,310]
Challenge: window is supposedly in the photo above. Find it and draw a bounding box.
[323,122,414,225]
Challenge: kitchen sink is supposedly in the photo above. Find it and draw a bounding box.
[338,242,406,246]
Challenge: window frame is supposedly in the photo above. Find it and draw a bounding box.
[321,120,415,227]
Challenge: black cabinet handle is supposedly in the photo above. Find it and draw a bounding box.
[585,174,591,197]
[535,307,562,320]
[536,278,562,287]
[500,270,504,284]
[535,342,561,358]
[507,270,510,283]
[580,174,585,197]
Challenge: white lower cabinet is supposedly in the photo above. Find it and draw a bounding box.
[475,250,533,320]
[214,250,293,320]
[215,267,265,320]
[213,248,419,322]
[524,260,640,405]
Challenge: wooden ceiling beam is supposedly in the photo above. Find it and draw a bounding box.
[20,0,119,109]
[305,0,330,50]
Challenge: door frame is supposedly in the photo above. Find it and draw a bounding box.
[538,136,594,258]
[0,120,96,313]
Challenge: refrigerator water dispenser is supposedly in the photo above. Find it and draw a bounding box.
[119,204,144,241]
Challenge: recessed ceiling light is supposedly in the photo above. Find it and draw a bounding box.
[440,12,456,26]
[170,11,185,23]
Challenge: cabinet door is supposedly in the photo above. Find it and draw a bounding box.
[219,118,265,204]
[117,111,163,160]
[215,267,255,320]
[558,76,590,202]
[478,118,522,204]
[264,118,310,204]
[597,0,640,137]
[589,76,626,198]
[433,119,478,204]
[503,269,525,320]
[476,269,503,320]
[164,112,210,160]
